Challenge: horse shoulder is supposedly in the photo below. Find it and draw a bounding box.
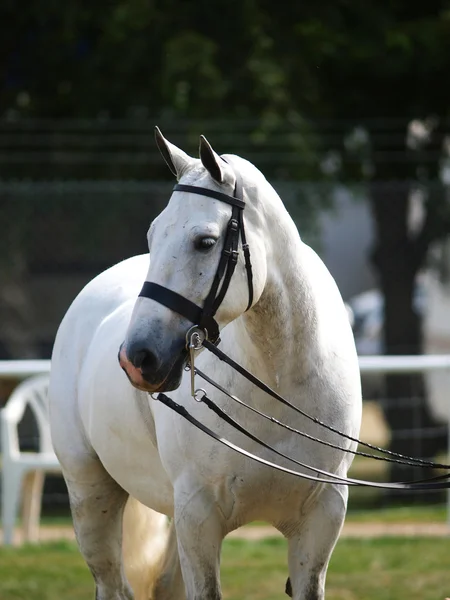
[49,254,150,460]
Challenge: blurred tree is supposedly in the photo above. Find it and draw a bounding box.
[1,0,295,121]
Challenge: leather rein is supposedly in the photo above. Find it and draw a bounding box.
[137,167,450,491]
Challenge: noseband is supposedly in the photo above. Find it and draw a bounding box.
[138,167,254,345]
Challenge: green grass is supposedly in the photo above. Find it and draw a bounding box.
[0,540,92,600]
[346,503,447,523]
[1,536,450,600]
[240,503,448,527]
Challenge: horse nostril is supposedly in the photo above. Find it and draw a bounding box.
[130,348,158,372]
[131,350,146,369]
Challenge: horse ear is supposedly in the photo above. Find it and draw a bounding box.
[199,135,225,184]
[154,126,191,180]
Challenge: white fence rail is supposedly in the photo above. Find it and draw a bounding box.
[0,360,51,379]
[359,354,450,373]
[1,355,449,376]
[2,355,450,379]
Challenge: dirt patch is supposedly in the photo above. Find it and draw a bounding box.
[7,520,450,546]
[229,522,450,540]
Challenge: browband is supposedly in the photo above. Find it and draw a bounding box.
[173,184,245,209]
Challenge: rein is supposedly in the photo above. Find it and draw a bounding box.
[136,165,450,491]
[154,333,450,491]
[193,366,447,470]
[201,340,450,470]
[156,391,450,490]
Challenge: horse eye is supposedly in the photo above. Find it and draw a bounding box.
[195,236,217,250]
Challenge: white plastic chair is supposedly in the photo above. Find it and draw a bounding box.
[1,374,61,545]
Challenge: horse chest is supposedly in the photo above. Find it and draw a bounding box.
[200,461,320,528]
[78,366,175,514]
[153,395,324,523]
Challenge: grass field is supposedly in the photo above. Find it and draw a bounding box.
[347,503,447,523]
[1,535,449,600]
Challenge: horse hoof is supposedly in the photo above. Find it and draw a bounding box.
[285,577,292,597]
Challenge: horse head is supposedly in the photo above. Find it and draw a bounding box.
[119,128,267,393]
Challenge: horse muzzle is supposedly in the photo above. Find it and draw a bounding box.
[118,340,187,393]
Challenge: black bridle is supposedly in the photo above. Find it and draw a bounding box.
[138,168,253,346]
[134,165,450,491]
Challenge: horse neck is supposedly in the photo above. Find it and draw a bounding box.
[226,182,321,390]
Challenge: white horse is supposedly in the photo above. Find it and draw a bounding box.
[49,130,362,600]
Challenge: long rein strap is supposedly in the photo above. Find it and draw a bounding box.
[191,375,450,488]
[203,339,450,471]
[154,337,450,490]
[194,367,445,470]
[139,165,448,489]
[156,392,352,486]
[156,391,450,490]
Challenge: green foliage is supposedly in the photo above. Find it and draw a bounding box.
[3,3,450,126]
[5,3,450,181]
[4,2,450,186]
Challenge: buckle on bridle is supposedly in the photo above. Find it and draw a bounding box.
[223,248,239,259]
[229,218,239,232]
[193,388,206,402]
[185,325,207,350]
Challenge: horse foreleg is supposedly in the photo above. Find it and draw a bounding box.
[152,520,186,600]
[65,457,133,600]
[173,481,224,600]
[284,484,348,600]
